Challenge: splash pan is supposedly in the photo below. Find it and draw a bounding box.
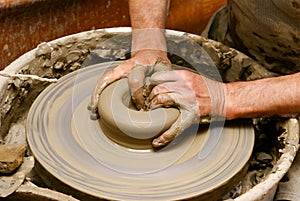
[26,61,255,200]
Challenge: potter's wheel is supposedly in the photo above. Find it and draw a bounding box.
[26,61,255,200]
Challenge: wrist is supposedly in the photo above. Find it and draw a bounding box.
[131,28,167,54]
[224,83,237,120]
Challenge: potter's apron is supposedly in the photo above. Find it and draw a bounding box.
[202,0,300,75]
[202,0,300,200]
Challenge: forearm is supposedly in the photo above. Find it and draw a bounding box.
[129,0,170,53]
[129,0,169,29]
[225,72,300,119]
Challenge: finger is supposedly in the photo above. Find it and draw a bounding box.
[150,70,181,85]
[142,57,171,98]
[144,82,178,116]
[141,76,156,106]
[154,57,172,72]
[146,83,175,107]
[89,61,133,119]
[152,109,199,148]
[146,93,177,110]
[89,70,117,115]
[128,64,148,110]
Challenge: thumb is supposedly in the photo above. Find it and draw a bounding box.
[152,108,199,148]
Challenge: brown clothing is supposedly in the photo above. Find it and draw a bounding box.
[202,1,300,200]
[204,0,300,75]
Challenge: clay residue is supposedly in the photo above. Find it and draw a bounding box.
[0,30,293,200]
[0,31,120,140]
[223,118,287,199]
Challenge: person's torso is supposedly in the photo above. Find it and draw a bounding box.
[228,0,300,74]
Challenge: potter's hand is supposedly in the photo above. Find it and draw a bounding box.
[147,70,226,147]
[89,50,171,120]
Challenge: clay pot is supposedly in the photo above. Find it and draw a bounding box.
[1,28,299,201]
[98,77,179,149]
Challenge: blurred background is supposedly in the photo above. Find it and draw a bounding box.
[0,0,226,70]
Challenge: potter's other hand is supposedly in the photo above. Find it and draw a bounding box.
[89,50,171,120]
[147,70,226,148]
[128,54,171,110]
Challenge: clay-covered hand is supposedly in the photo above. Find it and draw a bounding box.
[147,70,226,147]
[89,50,171,120]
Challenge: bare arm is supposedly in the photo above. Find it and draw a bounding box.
[129,0,169,29]
[226,72,300,119]
[129,0,170,54]
[145,68,300,147]
[126,0,171,109]
[89,0,171,117]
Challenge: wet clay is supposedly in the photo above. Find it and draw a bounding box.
[0,29,297,200]
[98,78,179,149]
[0,29,276,140]
[26,61,255,200]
